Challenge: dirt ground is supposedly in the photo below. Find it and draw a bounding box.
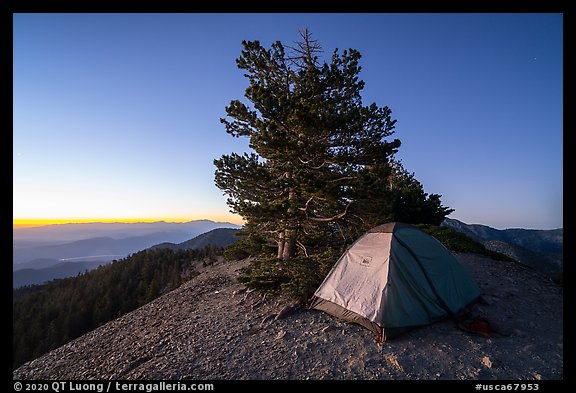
[14,252,563,380]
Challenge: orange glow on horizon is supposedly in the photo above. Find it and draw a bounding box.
[13,215,245,227]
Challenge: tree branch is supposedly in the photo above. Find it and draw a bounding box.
[328,176,357,183]
[296,240,309,257]
[298,157,328,170]
[306,201,353,222]
[297,196,315,212]
[334,221,347,242]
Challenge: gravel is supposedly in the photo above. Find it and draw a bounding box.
[13,253,563,380]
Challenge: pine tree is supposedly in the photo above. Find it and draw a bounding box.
[353,159,454,227]
[215,29,451,260]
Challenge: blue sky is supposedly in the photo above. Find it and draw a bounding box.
[13,13,563,229]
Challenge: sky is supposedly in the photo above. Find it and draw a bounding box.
[13,13,563,230]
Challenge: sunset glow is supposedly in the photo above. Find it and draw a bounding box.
[13,214,245,228]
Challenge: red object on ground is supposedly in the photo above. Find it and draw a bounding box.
[458,317,492,337]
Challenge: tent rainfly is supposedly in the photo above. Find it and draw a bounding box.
[310,222,482,341]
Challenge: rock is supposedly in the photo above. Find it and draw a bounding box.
[513,328,526,337]
[321,325,336,333]
[260,314,276,326]
[383,354,402,371]
[275,303,300,320]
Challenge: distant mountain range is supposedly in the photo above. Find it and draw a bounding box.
[151,228,241,251]
[13,260,108,289]
[13,220,241,265]
[441,218,563,277]
[14,234,176,267]
[12,220,242,288]
[14,220,240,244]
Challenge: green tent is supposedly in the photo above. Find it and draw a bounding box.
[310,222,482,340]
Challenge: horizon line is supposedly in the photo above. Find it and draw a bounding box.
[13,217,245,227]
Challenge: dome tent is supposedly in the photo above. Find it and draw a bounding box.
[310,222,482,341]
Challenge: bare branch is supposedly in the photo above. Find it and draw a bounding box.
[306,201,353,222]
[276,172,289,180]
[298,157,330,170]
[334,221,347,242]
[350,213,367,227]
[328,176,357,183]
[309,163,326,170]
[298,196,315,212]
[261,228,284,235]
[286,27,324,68]
[296,240,309,257]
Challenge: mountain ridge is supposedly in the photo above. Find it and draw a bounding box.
[13,261,108,289]
[13,220,241,243]
[150,228,241,251]
[441,218,562,277]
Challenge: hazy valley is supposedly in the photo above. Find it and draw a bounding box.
[13,220,241,288]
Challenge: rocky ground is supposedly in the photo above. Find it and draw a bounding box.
[13,253,563,380]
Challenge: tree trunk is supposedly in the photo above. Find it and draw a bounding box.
[282,229,296,260]
[280,181,297,260]
[277,231,285,259]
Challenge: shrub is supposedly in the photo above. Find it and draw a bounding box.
[416,224,515,262]
[238,247,342,302]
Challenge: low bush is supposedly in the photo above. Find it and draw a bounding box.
[238,247,343,302]
[416,224,515,262]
